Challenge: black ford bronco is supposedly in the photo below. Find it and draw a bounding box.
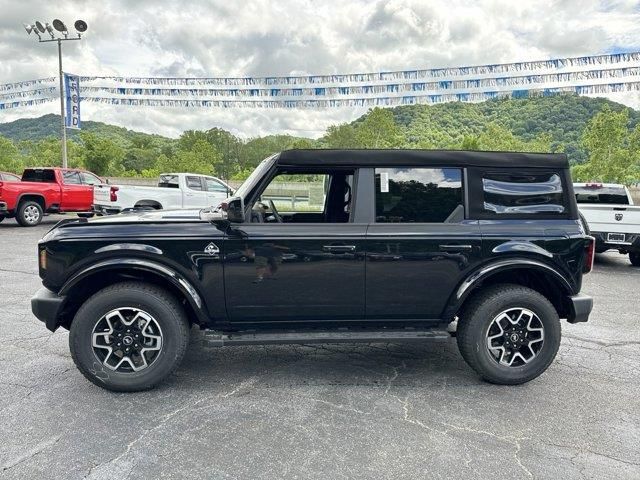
[31,150,594,391]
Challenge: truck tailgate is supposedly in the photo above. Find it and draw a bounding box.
[579,204,640,233]
[93,184,112,204]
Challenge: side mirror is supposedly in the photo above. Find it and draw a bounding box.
[223,196,245,223]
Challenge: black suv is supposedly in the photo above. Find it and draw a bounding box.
[31,150,594,391]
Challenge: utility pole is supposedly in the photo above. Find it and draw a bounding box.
[24,19,88,168]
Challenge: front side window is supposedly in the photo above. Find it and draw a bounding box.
[205,178,228,193]
[375,168,464,223]
[482,172,565,215]
[186,176,203,191]
[62,171,82,185]
[81,172,101,185]
[250,169,354,223]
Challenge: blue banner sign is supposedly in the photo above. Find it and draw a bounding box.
[64,73,81,129]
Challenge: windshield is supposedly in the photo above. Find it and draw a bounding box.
[233,154,277,200]
[575,186,630,205]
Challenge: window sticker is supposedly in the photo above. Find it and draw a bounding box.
[380,172,389,193]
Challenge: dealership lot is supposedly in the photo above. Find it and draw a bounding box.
[1,215,638,480]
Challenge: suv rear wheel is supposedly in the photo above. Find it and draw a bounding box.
[630,252,640,267]
[69,282,190,392]
[457,284,561,385]
[16,200,43,227]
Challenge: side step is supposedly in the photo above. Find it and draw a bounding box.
[202,328,452,347]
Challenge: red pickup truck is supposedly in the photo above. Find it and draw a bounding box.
[0,168,103,226]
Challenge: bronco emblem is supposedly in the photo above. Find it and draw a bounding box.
[615,213,623,221]
[204,243,220,255]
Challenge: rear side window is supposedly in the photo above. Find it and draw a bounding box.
[158,175,179,188]
[574,186,629,205]
[375,168,464,223]
[482,172,565,215]
[22,169,56,183]
[186,176,203,191]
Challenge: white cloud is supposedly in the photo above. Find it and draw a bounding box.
[1,0,640,138]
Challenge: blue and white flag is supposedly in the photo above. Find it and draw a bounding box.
[64,73,81,129]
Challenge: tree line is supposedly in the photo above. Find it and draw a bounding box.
[0,95,638,183]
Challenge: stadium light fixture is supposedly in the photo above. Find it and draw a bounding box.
[22,19,88,168]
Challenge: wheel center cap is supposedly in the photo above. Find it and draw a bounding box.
[123,336,134,346]
[510,333,519,342]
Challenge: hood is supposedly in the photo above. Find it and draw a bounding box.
[87,208,204,224]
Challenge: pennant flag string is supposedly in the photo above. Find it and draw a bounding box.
[2,52,640,110]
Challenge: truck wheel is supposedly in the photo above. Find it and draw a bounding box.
[0,216,4,223]
[630,252,640,267]
[16,200,43,227]
[457,284,561,385]
[69,282,190,392]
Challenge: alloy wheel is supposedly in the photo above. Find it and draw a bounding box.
[486,308,544,367]
[91,307,163,372]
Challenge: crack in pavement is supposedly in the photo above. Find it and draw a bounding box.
[1,435,62,472]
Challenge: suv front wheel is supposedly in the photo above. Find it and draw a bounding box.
[69,282,190,392]
[457,284,561,385]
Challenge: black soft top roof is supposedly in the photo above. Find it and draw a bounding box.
[276,149,568,169]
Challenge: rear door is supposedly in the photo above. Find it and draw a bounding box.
[365,166,482,320]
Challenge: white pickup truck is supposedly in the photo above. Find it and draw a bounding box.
[574,182,640,266]
[93,173,233,215]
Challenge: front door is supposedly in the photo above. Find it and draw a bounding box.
[60,170,92,210]
[183,175,209,208]
[223,168,366,323]
[366,167,482,320]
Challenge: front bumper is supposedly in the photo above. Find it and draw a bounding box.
[567,293,593,324]
[31,287,66,332]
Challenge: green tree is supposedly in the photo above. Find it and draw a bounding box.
[79,132,125,176]
[355,108,402,148]
[572,106,638,183]
[0,135,24,173]
[321,123,358,148]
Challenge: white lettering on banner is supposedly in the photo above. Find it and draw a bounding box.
[64,74,81,129]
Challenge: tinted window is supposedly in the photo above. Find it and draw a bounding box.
[574,186,629,205]
[482,172,565,215]
[205,178,228,193]
[158,174,179,188]
[375,168,464,223]
[22,169,56,183]
[186,176,203,191]
[62,171,82,185]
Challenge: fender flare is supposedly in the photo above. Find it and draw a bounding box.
[444,258,573,318]
[59,257,207,321]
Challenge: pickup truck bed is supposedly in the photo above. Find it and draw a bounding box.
[93,173,232,214]
[0,168,101,226]
[575,183,640,265]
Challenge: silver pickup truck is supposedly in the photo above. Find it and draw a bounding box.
[93,173,233,214]
[575,182,640,266]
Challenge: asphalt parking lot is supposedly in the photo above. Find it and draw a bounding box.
[1,215,639,480]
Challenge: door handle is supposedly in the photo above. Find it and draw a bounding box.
[439,244,473,252]
[323,245,356,253]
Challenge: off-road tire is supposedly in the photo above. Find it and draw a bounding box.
[69,282,190,392]
[16,200,43,227]
[630,252,640,267]
[457,284,561,385]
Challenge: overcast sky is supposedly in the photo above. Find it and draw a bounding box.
[1,0,640,139]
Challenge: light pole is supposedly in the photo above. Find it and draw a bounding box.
[24,19,88,168]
